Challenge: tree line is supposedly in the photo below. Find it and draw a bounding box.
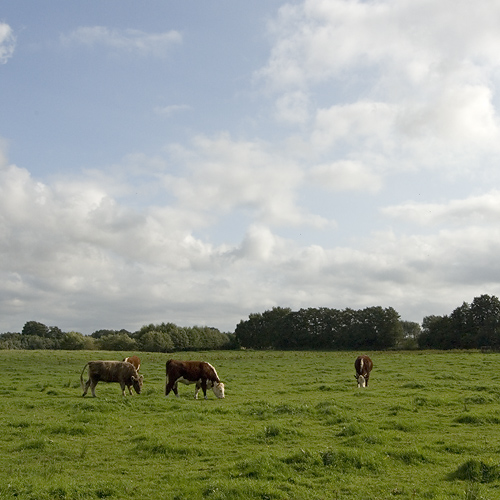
[2,294,499,351]
[418,294,500,350]
[234,306,409,350]
[0,321,235,351]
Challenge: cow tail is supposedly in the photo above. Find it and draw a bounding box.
[80,363,89,391]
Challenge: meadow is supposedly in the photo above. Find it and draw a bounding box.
[0,350,499,500]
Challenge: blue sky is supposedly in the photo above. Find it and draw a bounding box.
[2,0,500,334]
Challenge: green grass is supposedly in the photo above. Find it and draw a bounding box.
[0,350,499,499]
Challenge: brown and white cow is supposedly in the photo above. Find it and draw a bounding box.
[80,360,144,397]
[123,355,141,372]
[354,355,373,388]
[165,359,225,399]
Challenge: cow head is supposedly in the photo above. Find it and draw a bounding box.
[212,381,225,399]
[132,374,144,394]
[355,374,366,388]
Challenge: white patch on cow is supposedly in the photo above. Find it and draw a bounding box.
[213,381,225,399]
[206,362,219,378]
[357,374,366,388]
[177,377,198,386]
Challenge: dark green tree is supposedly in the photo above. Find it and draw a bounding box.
[235,307,292,349]
[22,321,49,337]
[419,315,454,349]
[139,330,173,352]
[470,294,500,348]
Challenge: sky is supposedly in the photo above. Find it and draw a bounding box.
[2,0,500,335]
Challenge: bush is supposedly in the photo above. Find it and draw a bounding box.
[139,331,174,352]
[98,333,137,351]
[59,332,95,350]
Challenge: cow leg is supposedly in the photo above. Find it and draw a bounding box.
[82,379,91,397]
[127,384,133,395]
[165,378,178,397]
[119,382,127,396]
[201,379,208,400]
[90,380,98,397]
[194,382,201,400]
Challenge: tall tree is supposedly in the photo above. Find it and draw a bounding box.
[22,321,49,337]
[470,294,500,347]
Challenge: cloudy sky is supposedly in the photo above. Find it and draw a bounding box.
[2,0,500,335]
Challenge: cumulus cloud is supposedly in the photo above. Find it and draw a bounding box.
[260,0,500,91]
[0,23,16,63]
[3,141,500,333]
[0,136,331,332]
[257,0,500,174]
[309,160,382,193]
[4,1,500,333]
[382,191,500,226]
[274,91,311,124]
[165,133,329,228]
[311,101,396,152]
[61,26,182,56]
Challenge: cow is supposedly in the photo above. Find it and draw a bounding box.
[354,355,373,388]
[80,360,144,397]
[123,355,141,372]
[165,359,225,399]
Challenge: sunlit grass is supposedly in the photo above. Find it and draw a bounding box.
[0,349,499,498]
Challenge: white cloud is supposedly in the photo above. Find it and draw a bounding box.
[154,104,191,116]
[311,101,396,152]
[309,160,382,193]
[3,144,500,332]
[233,224,282,262]
[61,26,182,56]
[4,1,500,334]
[165,133,329,229]
[396,84,500,146]
[257,0,500,175]
[0,23,15,64]
[274,91,310,124]
[382,190,500,227]
[260,0,500,91]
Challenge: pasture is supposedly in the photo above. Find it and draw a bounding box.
[0,350,499,499]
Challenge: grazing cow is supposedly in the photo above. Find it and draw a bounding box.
[123,355,141,372]
[165,359,225,399]
[354,355,373,388]
[80,361,144,397]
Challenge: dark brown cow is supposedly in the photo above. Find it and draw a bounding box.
[165,359,225,399]
[354,355,373,388]
[123,355,141,372]
[80,361,144,397]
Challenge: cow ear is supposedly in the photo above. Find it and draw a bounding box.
[139,375,144,382]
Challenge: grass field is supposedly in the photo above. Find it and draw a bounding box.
[0,350,499,499]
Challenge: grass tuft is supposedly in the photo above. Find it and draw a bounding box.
[450,459,500,483]
[337,423,363,437]
[320,449,380,472]
[133,439,207,458]
[387,449,431,465]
